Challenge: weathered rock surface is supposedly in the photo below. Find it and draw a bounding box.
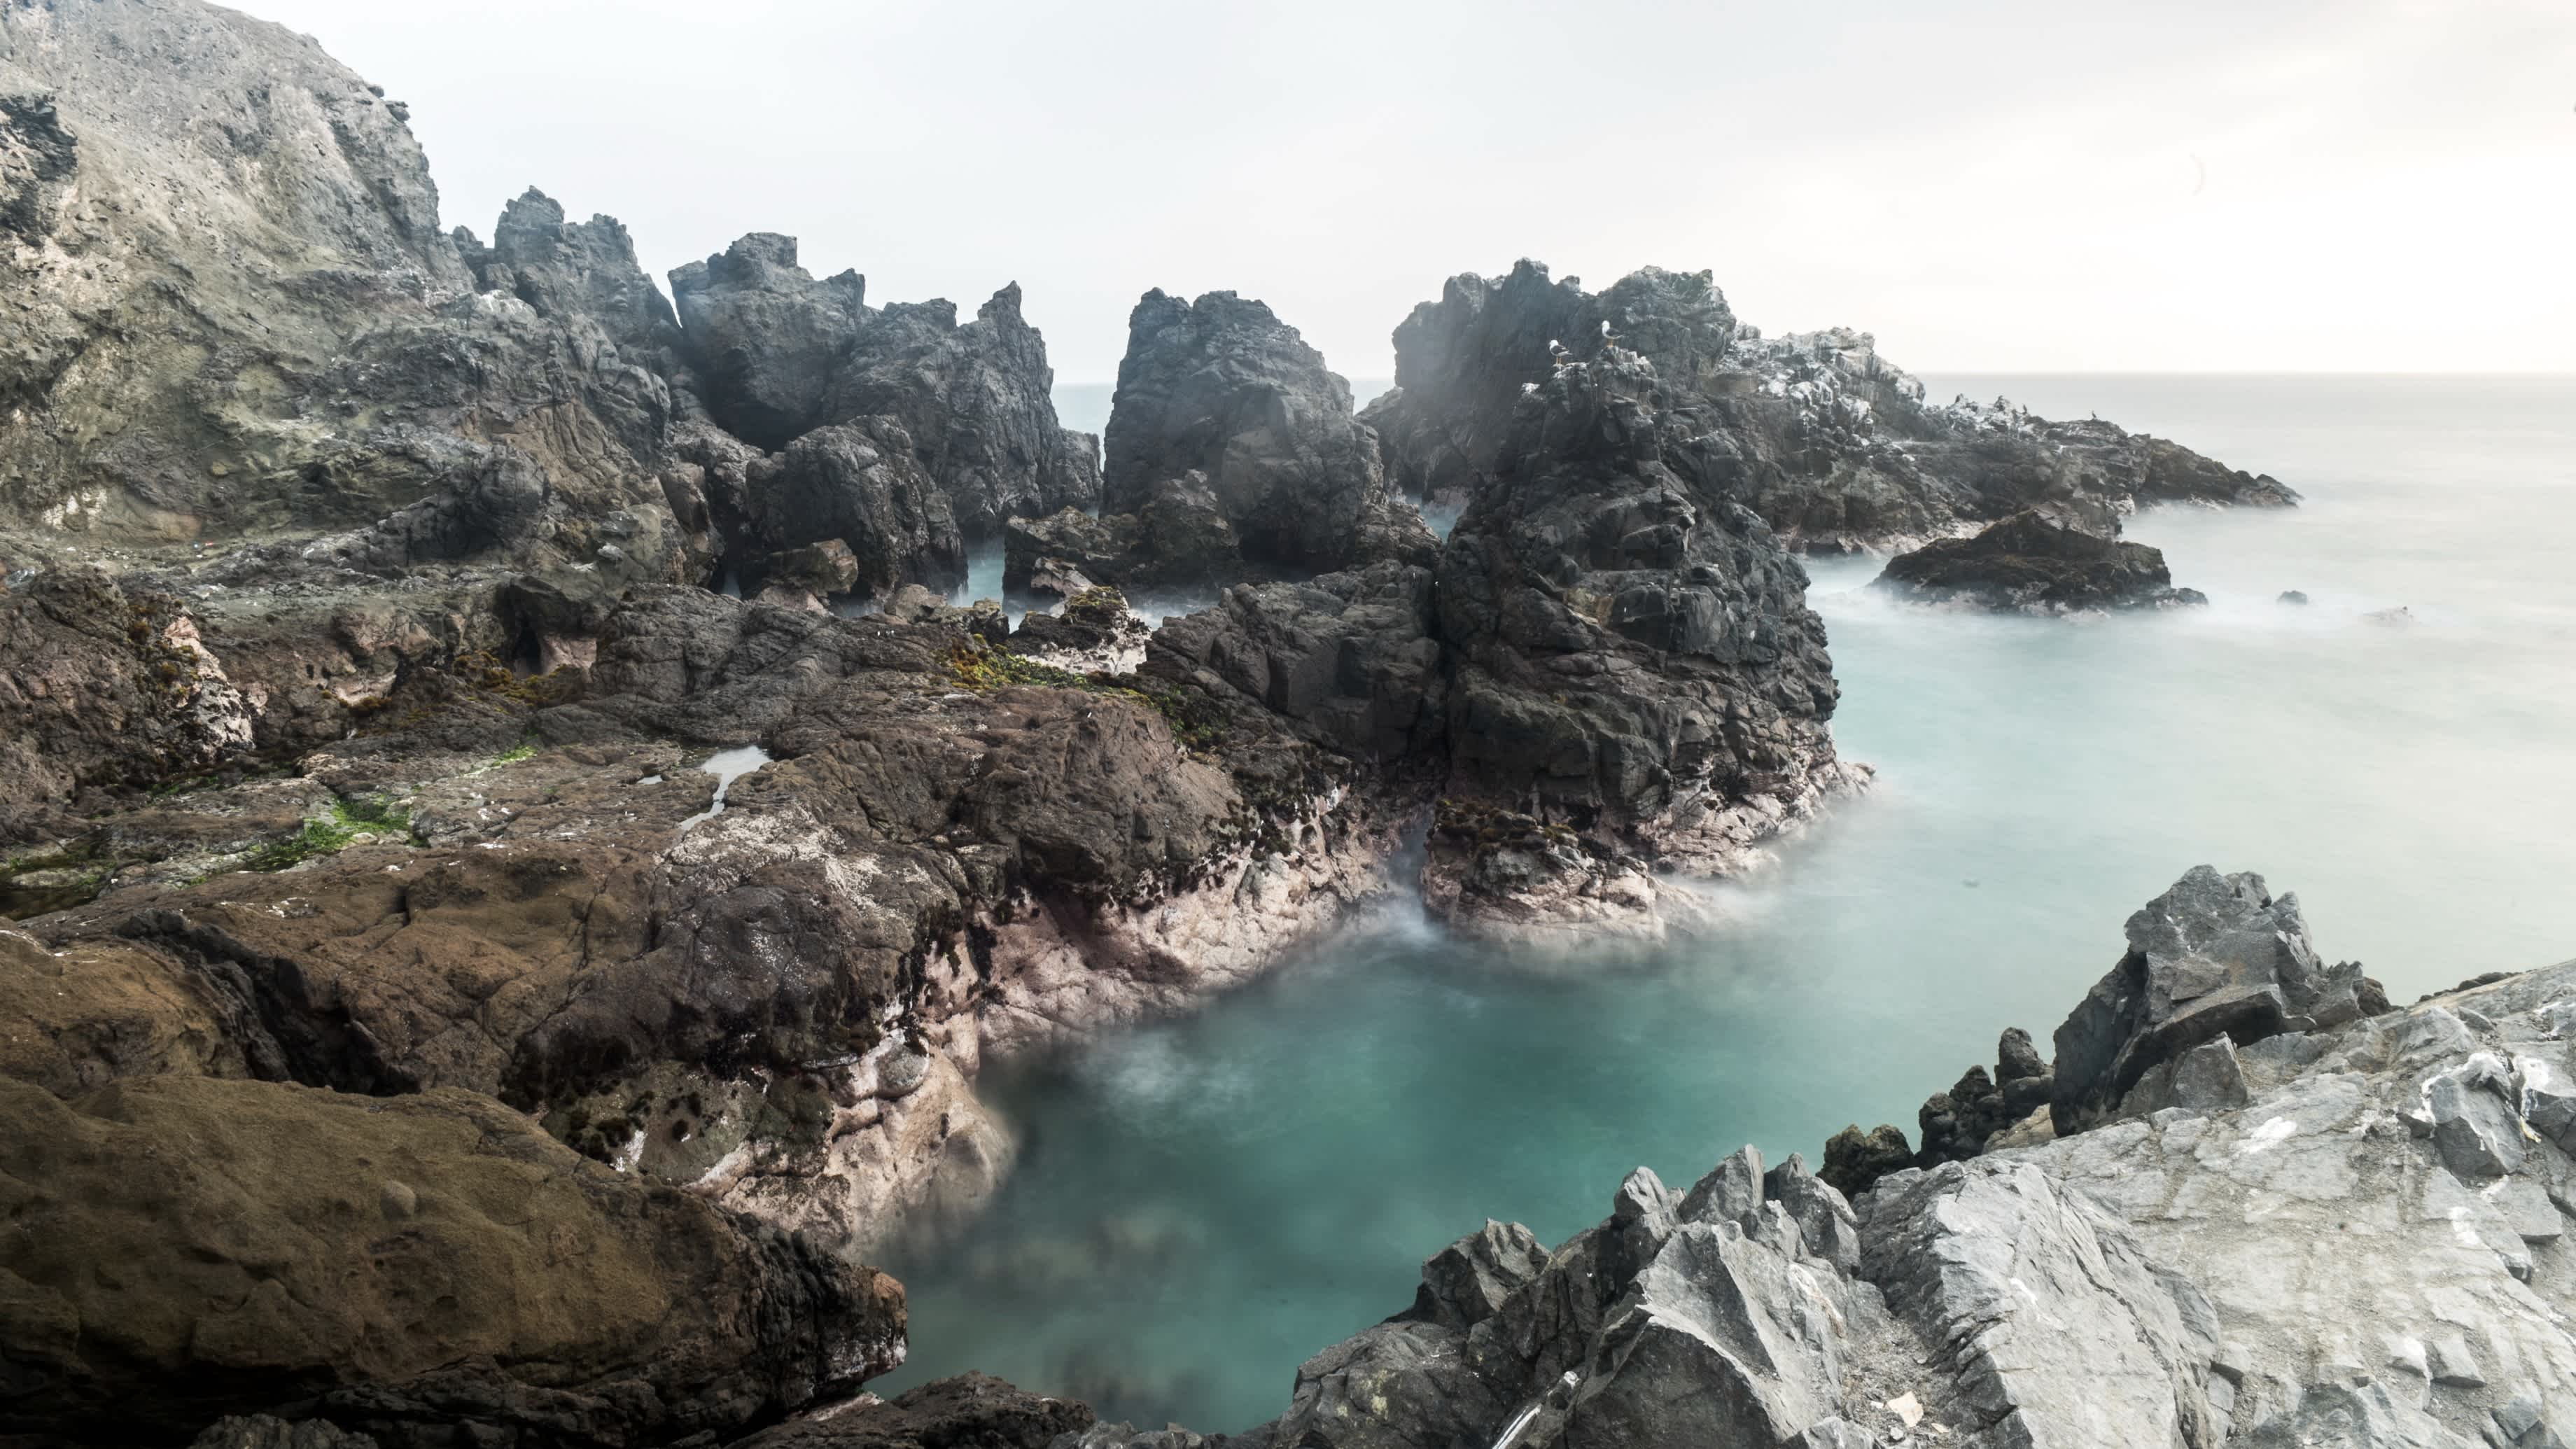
[1364,261,2295,553]
[2054,864,2389,1133]
[1877,510,2210,612]
[734,1373,1096,1449]
[0,1072,903,1446]
[668,234,1098,536]
[1427,345,1861,917]
[1103,289,1434,580]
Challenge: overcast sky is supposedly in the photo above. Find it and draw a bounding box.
[235,0,2573,382]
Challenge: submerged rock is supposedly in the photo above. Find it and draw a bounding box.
[1875,510,2208,612]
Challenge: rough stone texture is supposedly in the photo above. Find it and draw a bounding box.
[1429,345,1862,907]
[733,1373,1096,1449]
[1103,289,1434,579]
[0,1073,903,1446]
[668,234,1098,535]
[1144,563,1445,764]
[188,1416,382,1449]
[1860,1158,2224,1447]
[732,419,969,598]
[1364,260,2295,554]
[1877,510,2209,613]
[2054,865,2390,1134]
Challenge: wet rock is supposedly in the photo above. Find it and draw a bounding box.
[2052,864,2390,1134]
[1104,289,1432,579]
[0,1074,903,1446]
[1876,510,2208,612]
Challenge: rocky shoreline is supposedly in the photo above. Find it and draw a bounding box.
[0,3,2337,1446]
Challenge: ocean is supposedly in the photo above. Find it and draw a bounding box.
[877,373,2576,1429]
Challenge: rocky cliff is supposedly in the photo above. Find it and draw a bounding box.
[1364,261,2296,554]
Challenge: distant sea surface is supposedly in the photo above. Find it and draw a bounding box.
[876,374,2576,1430]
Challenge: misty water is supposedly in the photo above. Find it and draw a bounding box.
[877,374,2576,1429]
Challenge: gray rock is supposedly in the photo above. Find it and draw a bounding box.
[1763,1153,1863,1275]
[1677,1144,1764,1227]
[1876,510,2208,613]
[1363,260,2292,554]
[1555,1225,1847,1449]
[1429,349,1851,894]
[188,1418,380,1449]
[2235,1381,2479,1448]
[1104,289,1432,580]
[1858,1158,2222,1448]
[2052,865,2389,1134]
[2426,1051,2526,1180]
[2429,1329,2486,1385]
[1402,1219,1550,1332]
[668,235,1097,534]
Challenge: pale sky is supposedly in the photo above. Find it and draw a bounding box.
[234,0,2574,381]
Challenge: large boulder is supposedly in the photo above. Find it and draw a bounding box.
[2052,865,2388,1134]
[1876,511,2207,612]
[1102,289,1434,580]
[668,235,1098,534]
[0,1073,903,1446]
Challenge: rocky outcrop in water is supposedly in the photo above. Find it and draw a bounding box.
[1102,290,1434,582]
[1364,261,2295,553]
[1876,510,2209,612]
[1423,346,1859,932]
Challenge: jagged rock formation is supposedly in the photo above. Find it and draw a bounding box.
[1877,510,2209,612]
[1069,875,2576,1449]
[1102,290,1434,580]
[1424,347,1860,930]
[668,234,1100,537]
[1828,866,2393,1198]
[1364,261,2295,553]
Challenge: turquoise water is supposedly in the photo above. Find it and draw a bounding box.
[880,375,2576,1429]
